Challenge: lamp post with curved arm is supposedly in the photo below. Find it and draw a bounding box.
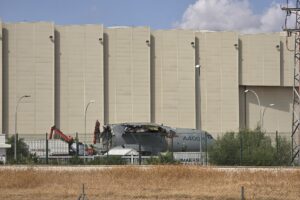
[84,100,95,163]
[15,95,31,161]
[244,89,261,128]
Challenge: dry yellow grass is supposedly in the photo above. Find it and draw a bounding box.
[0,166,299,200]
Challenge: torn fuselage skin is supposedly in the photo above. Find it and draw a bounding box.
[100,123,214,155]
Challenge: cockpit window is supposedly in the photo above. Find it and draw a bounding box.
[206,134,213,139]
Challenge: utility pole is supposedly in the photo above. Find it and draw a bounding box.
[84,100,95,164]
[14,95,31,161]
[282,1,300,165]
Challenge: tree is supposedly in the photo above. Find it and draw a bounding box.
[208,132,240,165]
[275,136,291,166]
[208,129,291,166]
[6,135,36,164]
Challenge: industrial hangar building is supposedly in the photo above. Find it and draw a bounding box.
[0,21,293,140]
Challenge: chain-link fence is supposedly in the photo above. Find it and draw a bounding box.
[3,130,298,166]
[3,131,212,165]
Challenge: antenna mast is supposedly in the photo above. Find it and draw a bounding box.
[282,0,300,164]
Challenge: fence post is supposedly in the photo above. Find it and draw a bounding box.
[16,133,19,162]
[139,134,142,165]
[240,134,243,165]
[200,131,203,165]
[46,132,48,164]
[171,136,174,160]
[205,132,208,165]
[276,131,279,158]
[241,186,245,200]
[106,130,109,159]
[76,132,79,156]
[77,183,88,200]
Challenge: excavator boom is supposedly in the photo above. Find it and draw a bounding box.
[49,126,74,144]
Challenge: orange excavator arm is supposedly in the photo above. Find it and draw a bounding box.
[49,126,74,144]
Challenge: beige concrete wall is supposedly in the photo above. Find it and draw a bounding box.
[0,22,2,133]
[104,27,150,123]
[240,33,281,86]
[2,22,55,135]
[0,22,294,138]
[240,86,292,134]
[152,30,195,128]
[197,32,239,136]
[55,25,103,136]
[281,32,294,86]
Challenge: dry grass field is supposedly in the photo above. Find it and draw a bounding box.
[0,166,299,200]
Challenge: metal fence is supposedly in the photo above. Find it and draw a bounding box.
[3,130,297,166]
[6,133,211,165]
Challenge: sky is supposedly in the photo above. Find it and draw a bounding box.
[0,0,288,33]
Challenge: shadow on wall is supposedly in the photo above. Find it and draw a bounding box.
[2,28,9,134]
[239,86,292,131]
[150,34,155,124]
[238,38,243,85]
[54,30,60,129]
[245,86,291,113]
[280,40,284,86]
[103,32,109,124]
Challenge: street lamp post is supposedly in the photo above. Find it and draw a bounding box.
[15,95,31,161]
[195,64,202,164]
[261,104,275,129]
[244,89,262,128]
[195,64,201,130]
[84,100,95,164]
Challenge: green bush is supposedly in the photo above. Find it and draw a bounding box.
[146,152,179,165]
[275,136,292,166]
[69,155,84,165]
[208,128,291,166]
[6,135,39,164]
[88,156,126,165]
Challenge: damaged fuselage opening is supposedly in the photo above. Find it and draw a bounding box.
[99,123,214,155]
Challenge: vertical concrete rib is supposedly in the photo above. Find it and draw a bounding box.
[3,22,55,135]
[0,21,2,133]
[197,32,239,136]
[55,25,104,137]
[105,27,151,124]
[152,30,196,128]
